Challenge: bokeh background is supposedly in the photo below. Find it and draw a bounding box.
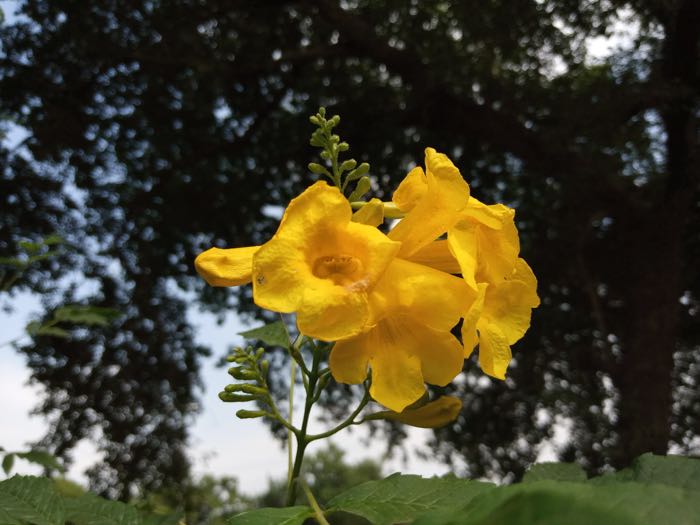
[1,0,699,521]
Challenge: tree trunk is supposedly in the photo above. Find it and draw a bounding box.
[613,0,699,468]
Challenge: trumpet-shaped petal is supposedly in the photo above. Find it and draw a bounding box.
[245,181,400,340]
[194,246,260,286]
[331,314,464,412]
[408,240,462,274]
[389,148,470,257]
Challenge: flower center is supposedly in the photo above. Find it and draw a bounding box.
[312,254,364,286]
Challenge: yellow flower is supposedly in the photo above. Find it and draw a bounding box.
[388,148,539,380]
[330,258,474,412]
[388,148,470,257]
[445,197,520,290]
[196,181,401,341]
[462,259,540,379]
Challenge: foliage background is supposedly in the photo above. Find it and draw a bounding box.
[1,0,698,508]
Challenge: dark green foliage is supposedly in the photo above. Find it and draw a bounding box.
[1,0,699,493]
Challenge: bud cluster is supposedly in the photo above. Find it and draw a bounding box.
[219,346,272,420]
[308,107,370,199]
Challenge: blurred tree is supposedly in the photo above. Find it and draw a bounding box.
[1,0,698,493]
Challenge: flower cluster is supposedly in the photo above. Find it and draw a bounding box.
[195,147,538,414]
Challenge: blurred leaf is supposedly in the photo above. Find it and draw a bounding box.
[18,240,43,253]
[522,462,587,483]
[2,454,15,475]
[64,493,142,525]
[42,234,64,245]
[227,506,313,525]
[327,474,495,525]
[53,305,121,326]
[15,450,66,473]
[0,257,27,269]
[239,321,290,349]
[0,475,65,525]
[39,326,70,337]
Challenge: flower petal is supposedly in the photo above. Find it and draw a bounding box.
[447,219,479,291]
[367,319,427,412]
[462,283,487,358]
[408,319,465,386]
[194,246,259,287]
[474,212,520,284]
[370,258,473,331]
[297,284,369,341]
[483,279,538,345]
[389,148,470,257]
[352,198,384,227]
[407,240,461,274]
[329,334,371,384]
[463,198,513,230]
[392,166,427,212]
[384,396,462,428]
[477,319,512,380]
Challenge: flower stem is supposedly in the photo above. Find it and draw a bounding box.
[285,345,322,506]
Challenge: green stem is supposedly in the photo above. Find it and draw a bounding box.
[285,346,322,506]
[307,386,371,442]
[300,479,330,525]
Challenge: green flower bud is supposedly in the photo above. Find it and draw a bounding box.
[218,392,258,402]
[340,159,357,172]
[236,409,268,419]
[348,176,371,201]
[228,367,257,381]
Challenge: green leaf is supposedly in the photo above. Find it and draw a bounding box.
[53,305,121,326]
[327,474,495,525]
[34,325,71,338]
[627,453,700,490]
[413,479,700,525]
[239,321,290,349]
[64,493,142,525]
[2,454,14,475]
[18,240,43,253]
[42,234,64,245]
[0,257,27,269]
[227,506,313,525]
[0,475,66,525]
[522,462,587,483]
[15,450,66,473]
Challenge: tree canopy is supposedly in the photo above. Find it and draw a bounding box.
[1,0,698,496]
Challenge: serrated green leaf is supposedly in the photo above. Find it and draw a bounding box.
[327,474,495,525]
[414,479,700,525]
[0,475,66,525]
[227,506,313,525]
[2,454,15,475]
[64,493,142,525]
[239,321,290,349]
[53,305,121,326]
[15,450,66,473]
[522,462,587,483]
